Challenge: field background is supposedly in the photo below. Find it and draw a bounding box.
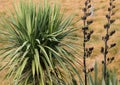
[0,0,120,85]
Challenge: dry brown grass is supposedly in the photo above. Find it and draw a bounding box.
[0,0,120,84]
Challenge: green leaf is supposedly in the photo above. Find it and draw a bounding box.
[32,60,35,78]
[102,78,106,85]
[38,45,53,71]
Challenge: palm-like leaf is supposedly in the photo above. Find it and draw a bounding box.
[0,0,81,85]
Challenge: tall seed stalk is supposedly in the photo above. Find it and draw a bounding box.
[81,0,94,85]
[101,0,116,80]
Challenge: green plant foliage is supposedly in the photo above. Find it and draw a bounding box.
[0,0,81,85]
[87,63,119,85]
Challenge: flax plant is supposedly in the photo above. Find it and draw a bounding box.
[101,0,116,80]
[0,0,81,85]
[81,0,94,85]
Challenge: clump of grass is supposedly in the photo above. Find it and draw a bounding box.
[81,0,94,85]
[0,0,81,85]
[101,0,116,81]
[88,63,119,85]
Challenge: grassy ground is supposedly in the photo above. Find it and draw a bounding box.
[0,0,120,84]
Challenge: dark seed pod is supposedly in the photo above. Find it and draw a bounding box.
[88,5,91,8]
[109,30,115,36]
[112,5,115,9]
[110,43,116,48]
[111,57,115,61]
[111,12,115,16]
[81,16,87,20]
[110,2,112,6]
[87,20,93,25]
[106,15,111,19]
[82,26,88,30]
[105,51,108,55]
[88,67,94,72]
[101,47,104,53]
[85,1,88,6]
[105,34,109,41]
[90,30,94,35]
[104,24,110,29]
[102,61,104,64]
[87,33,91,40]
[82,8,87,12]
[107,58,110,62]
[108,8,112,11]
[110,19,115,24]
[88,0,91,3]
[82,16,87,20]
[90,67,94,72]
[86,12,92,16]
[89,47,94,51]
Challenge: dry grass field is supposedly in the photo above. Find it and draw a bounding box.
[0,0,120,85]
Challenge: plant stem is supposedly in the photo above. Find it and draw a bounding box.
[82,0,94,84]
[103,0,115,79]
[104,35,107,79]
[83,19,87,85]
[83,42,87,85]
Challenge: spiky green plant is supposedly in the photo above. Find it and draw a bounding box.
[0,1,81,85]
[88,63,119,85]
